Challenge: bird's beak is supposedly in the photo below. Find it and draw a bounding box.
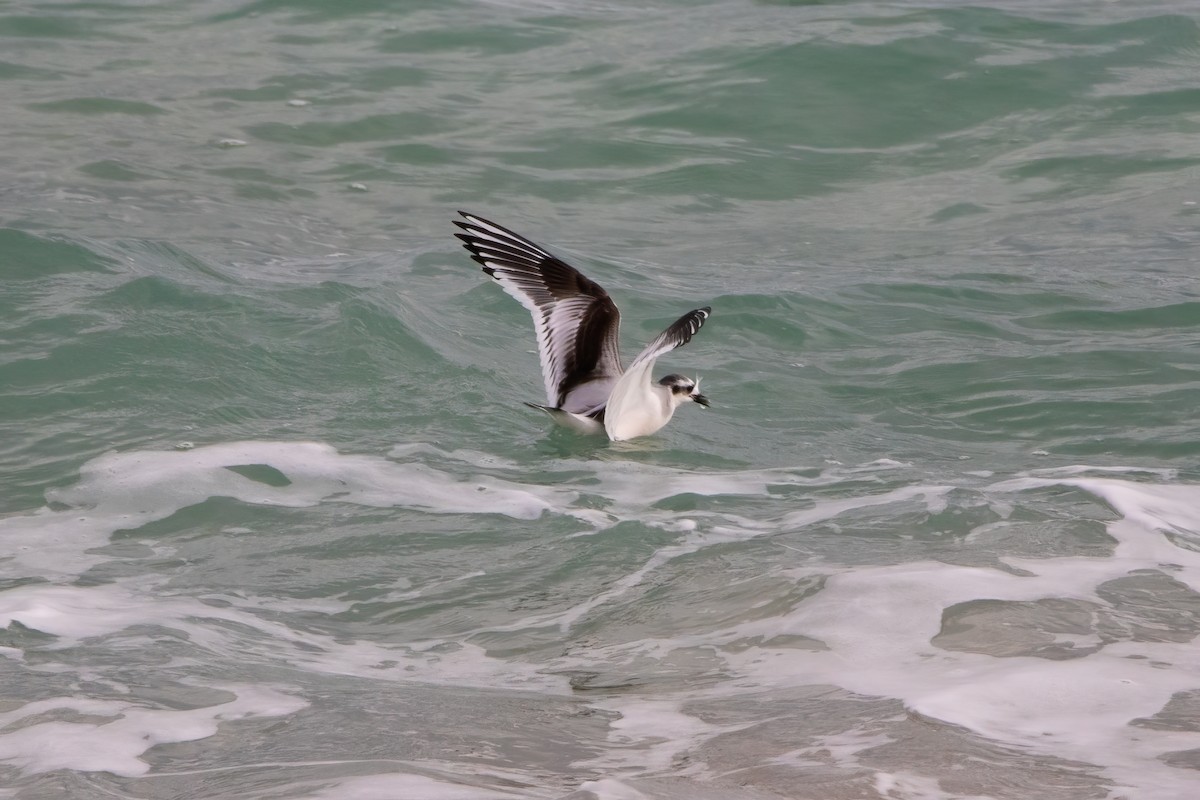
[691,392,710,408]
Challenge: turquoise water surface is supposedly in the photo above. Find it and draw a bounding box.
[2,1,1200,798]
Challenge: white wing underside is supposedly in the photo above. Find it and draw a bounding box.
[499,285,617,413]
[602,357,663,441]
[454,213,622,414]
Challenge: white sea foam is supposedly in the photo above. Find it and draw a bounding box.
[0,574,565,782]
[0,684,305,777]
[49,441,570,519]
[0,578,564,693]
[6,442,1200,798]
[873,771,995,800]
[557,777,790,800]
[510,482,952,636]
[553,468,1200,799]
[1,441,579,579]
[577,698,750,776]
[289,771,525,799]
[779,484,951,529]
[562,779,652,800]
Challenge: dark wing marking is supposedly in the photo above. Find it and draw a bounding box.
[454,212,623,410]
[627,307,711,369]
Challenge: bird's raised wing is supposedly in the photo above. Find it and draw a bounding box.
[627,307,710,370]
[454,212,623,412]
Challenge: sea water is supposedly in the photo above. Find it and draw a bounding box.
[2,1,1200,798]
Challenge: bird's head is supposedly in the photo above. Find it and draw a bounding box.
[659,374,709,408]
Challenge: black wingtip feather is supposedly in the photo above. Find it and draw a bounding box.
[454,228,502,277]
[681,307,711,336]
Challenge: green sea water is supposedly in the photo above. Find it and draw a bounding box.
[2,2,1200,799]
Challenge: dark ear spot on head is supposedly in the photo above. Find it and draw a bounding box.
[658,374,695,394]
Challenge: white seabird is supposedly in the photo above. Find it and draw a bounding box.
[454,211,711,441]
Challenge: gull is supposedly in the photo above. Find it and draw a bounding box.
[454,211,711,441]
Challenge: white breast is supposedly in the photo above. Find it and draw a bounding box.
[605,386,674,441]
